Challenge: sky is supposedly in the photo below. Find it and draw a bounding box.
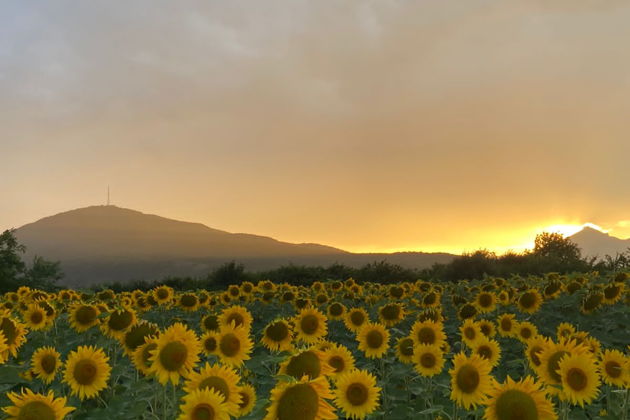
[1,0,630,254]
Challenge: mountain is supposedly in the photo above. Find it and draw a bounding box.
[569,227,630,258]
[14,206,455,286]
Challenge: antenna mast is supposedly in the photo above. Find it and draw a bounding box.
[107,186,110,206]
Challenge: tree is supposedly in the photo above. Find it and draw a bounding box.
[533,232,582,262]
[0,229,63,292]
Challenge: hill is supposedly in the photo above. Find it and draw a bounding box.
[569,227,630,258]
[14,206,454,286]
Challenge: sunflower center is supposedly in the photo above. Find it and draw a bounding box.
[125,324,158,351]
[181,295,198,307]
[219,333,241,357]
[156,289,169,299]
[350,311,365,326]
[203,315,219,331]
[399,338,414,356]
[500,318,512,331]
[204,336,217,353]
[519,293,536,309]
[547,351,568,383]
[286,351,321,379]
[478,294,493,307]
[16,400,56,420]
[605,360,621,378]
[456,365,480,394]
[328,355,345,372]
[424,293,437,305]
[277,383,319,420]
[75,306,97,325]
[74,359,98,385]
[30,311,44,325]
[346,382,369,406]
[583,293,603,311]
[420,352,436,368]
[0,318,17,346]
[159,341,188,371]
[480,324,492,336]
[40,354,57,374]
[566,367,588,391]
[528,346,543,367]
[142,343,157,367]
[381,304,400,320]
[226,313,244,328]
[329,303,344,317]
[417,327,435,345]
[239,391,250,408]
[108,311,133,331]
[366,330,384,349]
[494,389,538,420]
[266,322,289,342]
[477,346,493,361]
[300,315,319,335]
[198,376,230,400]
[191,403,215,420]
[464,327,476,340]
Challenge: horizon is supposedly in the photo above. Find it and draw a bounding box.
[2,1,630,255]
[6,203,624,256]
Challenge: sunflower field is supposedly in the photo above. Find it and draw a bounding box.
[0,272,629,420]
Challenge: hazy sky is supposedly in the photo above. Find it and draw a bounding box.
[2,0,630,253]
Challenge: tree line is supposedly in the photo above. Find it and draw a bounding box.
[1,229,628,293]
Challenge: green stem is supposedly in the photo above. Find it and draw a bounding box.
[621,389,629,420]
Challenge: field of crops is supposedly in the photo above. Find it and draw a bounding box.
[0,273,629,419]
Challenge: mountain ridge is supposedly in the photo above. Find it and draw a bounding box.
[569,226,630,258]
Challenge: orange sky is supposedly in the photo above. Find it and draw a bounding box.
[1,1,630,254]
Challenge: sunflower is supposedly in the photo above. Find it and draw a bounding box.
[536,338,588,392]
[599,349,629,387]
[263,376,336,420]
[472,337,501,368]
[344,308,369,333]
[149,323,201,385]
[334,369,381,419]
[132,337,158,376]
[63,345,111,400]
[411,320,446,347]
[517,289,543,314]
[200,331,219,356]
[450,352,494,410]
[525,336,548,371]
[219,305,253,331]
[31,347,61,384]
[279,348,333,380]
[184,362,242,416]
[460,319,482,347]
[378,303,405,327]
[68,304,100,333]
[602,282,625,304]
[475,292,497,313]
[478,320,496,338]
[152,285,174,305]
[178,293,200,312]
[216,322,253,367]
[0,332,8,364]
[395,336,415,364]
[323,343,355,378]
[177,388,230,420]
[483,375,557,420]
[357,322,390,359]
[581,292,604,314]
[23,303,51,331]
[558,352,601,406]
[2,388,75,420]
[236,384,257,417]
[121,320,160,356]
[294,308,328,344]
[201,314,220,332]
[261,319,294,352]
[556,322,576,340]
[0,315,28,358]
[516,321,538,343]
[413,344,445,377]
[496,314,518,338]
[327,302,346,321]
[102,307,137,339]
[458,303,478,320]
